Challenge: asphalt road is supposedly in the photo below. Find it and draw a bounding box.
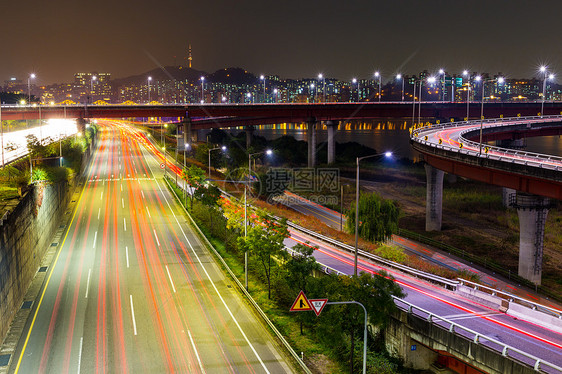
[9,123,293,374]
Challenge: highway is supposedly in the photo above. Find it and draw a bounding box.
[9,122,293,373]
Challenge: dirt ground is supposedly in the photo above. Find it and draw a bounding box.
[343,164,562,294]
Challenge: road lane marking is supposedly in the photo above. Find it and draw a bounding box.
[85,269,92,298]
[98,208,100,220]
[77,336,83,373]
[188,330,205,373]
[155,181,270,373]
[165,265,176,293]
[122,198,124,209]
[100,191,103,200]
[130,295,137,336]
[121,184,123,192]
[146,206,151,218]
[124,218,127,231]
[126,246,130,268]
[141,191,145,199]
[93,231,97,249]
[153,229,160,246]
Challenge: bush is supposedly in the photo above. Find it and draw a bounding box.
[375,244,407,263]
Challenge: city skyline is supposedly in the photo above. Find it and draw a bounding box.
[2,0,561,85]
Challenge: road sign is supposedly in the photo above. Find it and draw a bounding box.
[309,299,328,316]
[160,163,165,169]
[290,291,312,312]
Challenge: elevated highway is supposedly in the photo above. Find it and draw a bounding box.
[411,115,562,285]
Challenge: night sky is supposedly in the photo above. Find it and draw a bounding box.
[3,0,561,84]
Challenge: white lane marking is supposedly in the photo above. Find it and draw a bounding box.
[146,206,151,218]
[93,231,97,249]
[77,336,83,373]
[124,218,127,231]
[141,191,145,199]
[165,265,176,293]
[85,268,92,299]
[122,198,124,209]
[155,180,270,373]
[97,208,100,220]
[100,191,103,200]
[121,184,123,192]
[130,295,137,336]
[153,229,160,246]
[188,330,205,373]
[126,246,130,268]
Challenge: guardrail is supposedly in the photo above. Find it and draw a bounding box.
[163,176,313,374]
[393,297,562,374]
[411,115,562,170]
[458,278,562,319]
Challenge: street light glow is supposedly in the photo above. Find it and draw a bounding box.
[396,74,402,80]
[384,151,392,158]
[221,145,227,151]
[318,73,323,79]
[266,149,273,156]
[540,65,547,73]
[260,75,264,80]
[352,78,357,84]
[439,69,445,75]
[463,70,469,76]
[497,77,505,84]
[374,71,380,77]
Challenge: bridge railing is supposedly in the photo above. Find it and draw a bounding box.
[393,297,562,374]
[411,115,562,170]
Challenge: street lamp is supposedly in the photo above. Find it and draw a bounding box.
[374,71,381,102]
[396,74,405,101]
[147,76,152,103]
[318,74,325,102]
[310,83,315,103]
[245,149,273,289]
[200,76,205,103]
[260,75,266,102]
[208,145,226,177]
[476,76,504,155]
[352,78,359,102]
[540,66,555,116]
[90,75,97,103]
[354,151,392,276]
[463,70,471,120]
[28,73,36,104]
[439,69,446,102]
[273,88,278,103]
[246,92,252,103]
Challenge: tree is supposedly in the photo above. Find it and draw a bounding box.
[346,192,399,243]
[194,183,221,225]
[286,242,320,334]
[238,213,289,298]
[181,165,205,210]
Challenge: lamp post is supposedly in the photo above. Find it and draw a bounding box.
[260,75,266,102]
[438,69,446,102]
[463,70,471,120]
[90,75,97,103]
[208,145,226,177]
[354,151,392,276]
[310,83,315,103]
[374,71,381,102]
[318,74,325,102]
[244,149,273,289]
[147,76,152,103]
[396,74,404,101]
[246,92,252,103]
[476,76,504,155]
[273,88,278,103]
[28,73,36,104]
[352,78,359,102]
[200,76,205,103]
[540,66,555,116]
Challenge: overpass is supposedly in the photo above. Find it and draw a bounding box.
[3,101,562,167]
[411,115,562,285]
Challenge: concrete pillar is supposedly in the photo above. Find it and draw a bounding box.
[182,117,191,145]
[502,188,516,207]
[307,118,317,168]
[326,120,337,164]
[425,164,444,231]
[513,193,550,285]
[246,125,254,149]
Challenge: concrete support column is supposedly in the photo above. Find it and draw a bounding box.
[182,117,191,145]
[425,164,444,231]
[502,187,516,207]
[326,120,337,164]
[513,193,550,285]
[246,125,254,149]
[307,118,317,168]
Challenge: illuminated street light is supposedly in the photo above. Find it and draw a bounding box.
[246,92,253,103]
[273,88,278,103]
[28,73,36,104]
[396,74,404,101]
[463,70,471,120]
[352,78,359,102]
[439,69,446,102]
[374,71,381,102]
[208,145,227,177]
[540,66,555,116]
[200,76,205,103]
[354,151,392,276]
[310,83,315,102]
[318,73,325,102]
[147,76,152,103]
[477,76,504,155]
[91,75,97,103]
[260,75,266,102]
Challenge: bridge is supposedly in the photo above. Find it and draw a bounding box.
[411,115,562,285]
[3,101,562,167]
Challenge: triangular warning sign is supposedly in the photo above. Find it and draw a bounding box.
[290,291,312,312]
[309,299,328,316]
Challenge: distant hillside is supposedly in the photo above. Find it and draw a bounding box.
[112,66,258,86]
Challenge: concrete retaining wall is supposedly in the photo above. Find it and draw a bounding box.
[0,182,71,341]
[507,302,562,334]
[456,284,504,310]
